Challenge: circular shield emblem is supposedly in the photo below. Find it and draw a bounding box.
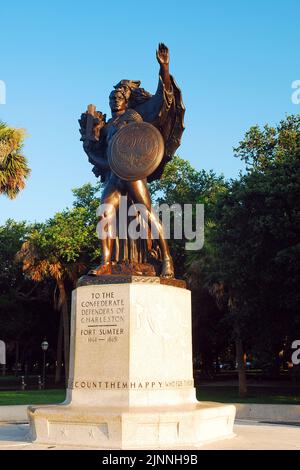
[108,122,164,181]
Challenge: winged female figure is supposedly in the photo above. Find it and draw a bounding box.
[79,43,185,277]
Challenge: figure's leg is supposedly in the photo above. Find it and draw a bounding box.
[126,179,174,277]
[89,179,121,275]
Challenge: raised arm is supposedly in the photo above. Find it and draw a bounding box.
[156,43,171,91]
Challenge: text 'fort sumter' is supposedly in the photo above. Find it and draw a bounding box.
[80,290,125,344]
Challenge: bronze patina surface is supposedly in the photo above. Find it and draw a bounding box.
[79,43,185,279]
[108,122,164,181]
[77,274,186,289]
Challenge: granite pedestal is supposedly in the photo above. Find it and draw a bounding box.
[28,276,235,448]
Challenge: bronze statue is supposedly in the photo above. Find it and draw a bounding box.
[79,43,185,277]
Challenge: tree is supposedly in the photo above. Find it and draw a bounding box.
[0,219,29,293]
[184,115,300,394]
[151,156,230,375]
[0,219,58,374]
[209,115,300,391]
[150,155,225,205]
[150,155,225,277]
[0,122,30,198]
[17,183,101,383]
[233,114,300,172]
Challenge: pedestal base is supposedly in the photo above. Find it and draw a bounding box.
[28,402,235,449]
[29,277,235,448]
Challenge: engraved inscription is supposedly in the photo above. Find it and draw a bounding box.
[80,290,125,343]
[69,379,194,390]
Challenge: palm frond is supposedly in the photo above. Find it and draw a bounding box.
[0,122,30,199]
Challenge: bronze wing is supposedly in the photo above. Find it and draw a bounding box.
[147,75,185,183]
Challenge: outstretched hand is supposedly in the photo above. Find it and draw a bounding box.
[156,43,169,66]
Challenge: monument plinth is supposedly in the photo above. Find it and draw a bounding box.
[28,277,235,449]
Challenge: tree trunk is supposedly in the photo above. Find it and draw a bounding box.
[54,311,63,384]
[57,279,70,387]
[229,294,247,398]
[215,351,220,374]
[15,340,19,376]
[235,336,247,397]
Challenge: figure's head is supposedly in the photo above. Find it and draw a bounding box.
[109,80,152,114]
[109,89,128,114]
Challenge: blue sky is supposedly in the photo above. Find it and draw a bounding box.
[1,0,300,223]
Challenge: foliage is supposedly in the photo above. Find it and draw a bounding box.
[234,114,300,171]
[150,155,225,205]
[0,219,58,364]
[15,183,102,380]
[209,115,300,369]
[0,121,30,199]
[17,182,102,284]
[1,115,300,382]
[150,155,226,278]
[0,183,101,375]
[0,219,29,293]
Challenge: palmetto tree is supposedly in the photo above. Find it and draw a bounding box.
[16,199,98,384]
[17,230,86,384]
[0,121,30,198]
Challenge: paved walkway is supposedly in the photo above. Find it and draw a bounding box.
[0,420,299,450]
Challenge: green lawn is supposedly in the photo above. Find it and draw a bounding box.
[0,389,66,406]
[196,386,300,404]
[0,386,299,406]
